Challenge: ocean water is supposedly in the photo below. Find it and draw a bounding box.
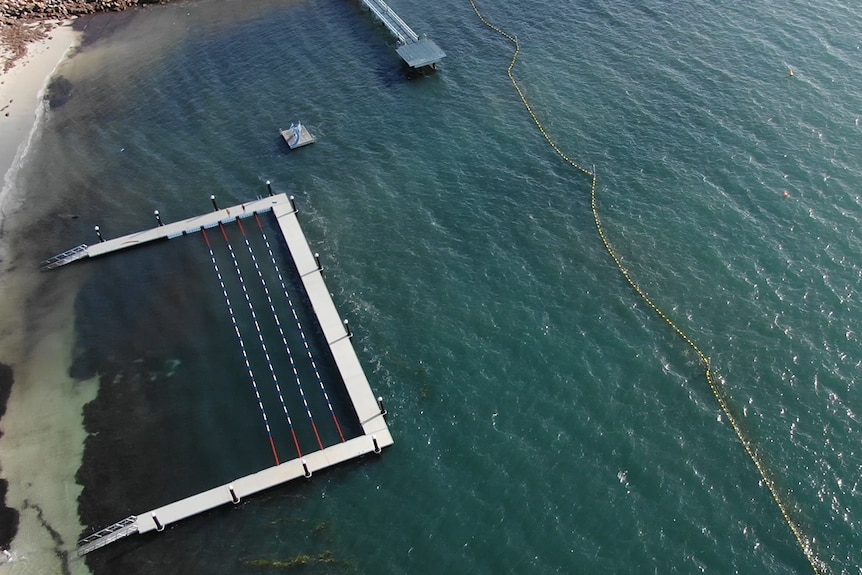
[7,0,862,572]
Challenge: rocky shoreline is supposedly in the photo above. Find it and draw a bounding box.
[1,1,170,23]
[0,1,177,71]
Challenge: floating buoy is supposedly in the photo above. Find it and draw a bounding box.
[783,191,790,197]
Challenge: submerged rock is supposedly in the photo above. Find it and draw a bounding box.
[0,364,18,551]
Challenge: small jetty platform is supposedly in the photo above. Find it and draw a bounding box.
[358,0,445,70]
[53,192,393,555]
[280,122,315,149]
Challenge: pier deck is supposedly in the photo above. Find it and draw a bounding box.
[135,434,388,535]
[84,195,282,259]
[358,0,445,69]
[71,193,392,554]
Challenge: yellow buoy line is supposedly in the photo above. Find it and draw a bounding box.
[466,2,827,573]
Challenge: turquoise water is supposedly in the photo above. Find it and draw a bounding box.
[13,0,862,572]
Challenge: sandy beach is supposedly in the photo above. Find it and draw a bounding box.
[0,19,98,575]
[1,20,78,206]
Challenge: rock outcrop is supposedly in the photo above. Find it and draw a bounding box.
[0,1,170,25]
[1,1,177,71]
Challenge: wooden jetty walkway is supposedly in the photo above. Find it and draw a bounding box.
[53,193,393,555]
[358,0,445,69]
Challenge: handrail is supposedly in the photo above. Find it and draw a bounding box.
[77,515,139,555]
[40,244,89,271]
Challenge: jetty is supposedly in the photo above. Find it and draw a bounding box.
[47,192,393,555]
[357,0,445,70]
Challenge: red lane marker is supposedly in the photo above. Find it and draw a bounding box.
[219,222,229,242]
[289,429,303,459]
[269,436,280,466]
[236,217,247,237]
[201,227,211,247]
[333,415,345,443]
[311,421,324,451]
[254,213,264,231]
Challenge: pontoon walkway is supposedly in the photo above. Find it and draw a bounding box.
[65,193,393,554]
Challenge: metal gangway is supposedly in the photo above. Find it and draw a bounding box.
[77,516,138,556]
[358,0,445,69]
[361,0,418,44]
[40,244,89,271]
